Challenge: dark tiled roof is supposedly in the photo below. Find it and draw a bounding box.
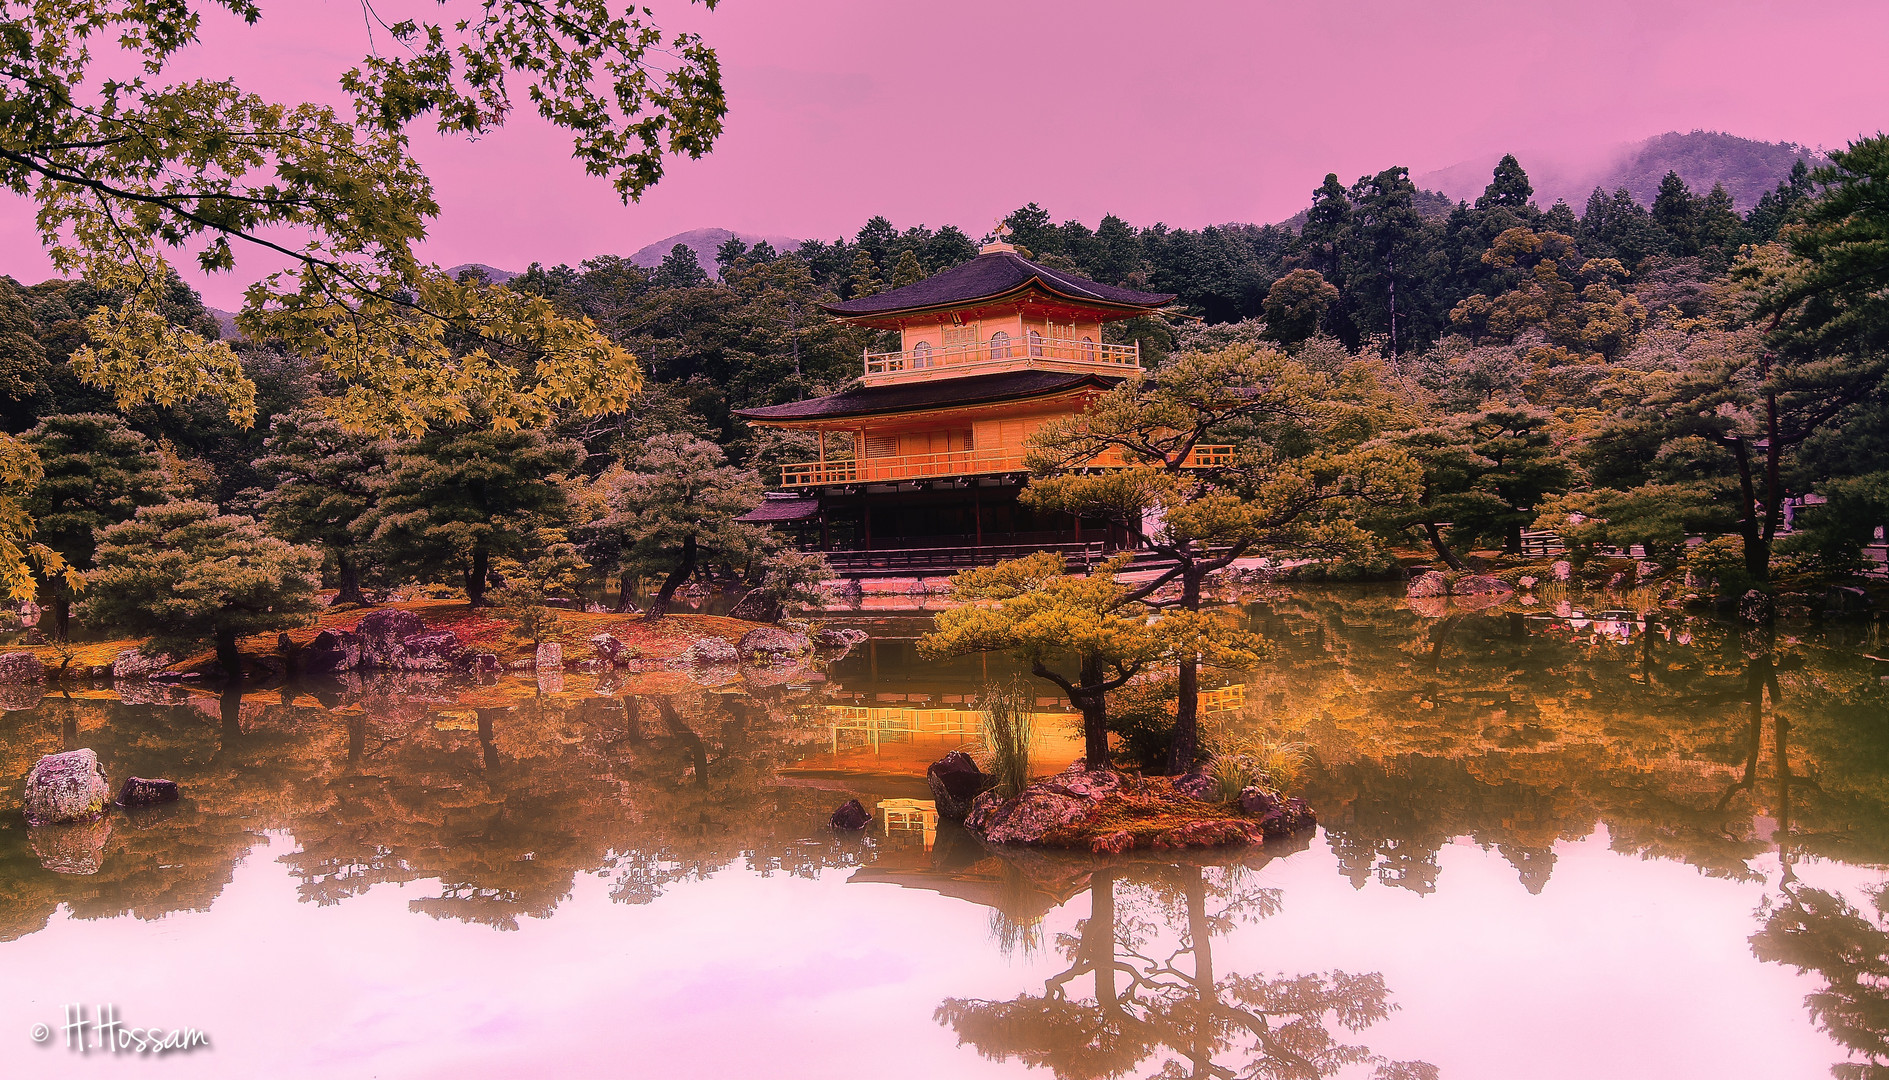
[735,370,1123,422]
[824,251,1174,317]
[737,496,820,523]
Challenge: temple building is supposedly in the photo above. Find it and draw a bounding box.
[736,242,1212,573]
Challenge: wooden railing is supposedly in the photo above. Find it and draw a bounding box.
[863,335,1140,381]
[779,444,1235,488]
[823,541,1107,573]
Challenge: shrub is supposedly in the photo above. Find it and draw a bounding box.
[976,679,1036,798]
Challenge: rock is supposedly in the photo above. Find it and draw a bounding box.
[977,787,1092,845]
[727,590,782,623]
[1637,560,1664,582]
[830,799,870,830]
[1150,820,1258,850]
[303,629,363,673]
[1172,771,1220,801]
[925,751,988,821]
[1038,764,1122,802]
[399,630,463,671]
[1089,829,1135,855]
[458,651,501,674]
[115,777,179,808]
[1606,572,1627,589]
[1518,575,1538,589]
[534,641,563,671]
[111,649,173,679]
[1551,560,1573,582]
[24,749,111,825]
[536,666,565,695]
[1454,575,1514,597]
[1238,786,1281,815]
[1825,586,1871,616]
[29,817,111,875]
[1740,589,1775,625]
[1407,595,1449,620]
[589,633,625,664]
[355,608,426,643]
[811,627,869,651]
[1407,571,1450,598]
[737,626,811,663]
[683,637,739,666]
[1258,796,1317,837]
[0,651,43,683]
[964,789,1002,832]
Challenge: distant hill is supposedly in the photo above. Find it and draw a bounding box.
[444,262,520,285]
[1417,130,1825,212]
[206,307,240,341]
[630,227,804,278]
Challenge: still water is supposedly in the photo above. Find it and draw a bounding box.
[0,587,1881,1078]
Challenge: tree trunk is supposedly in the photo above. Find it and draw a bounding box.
[645,534,697,620]
[1167,565,1205,775]
[1726,438,1770,585]
[51,591,70,643]
[1183,867,1216,1077]
[616,571,637,613]
[465,547,491,607]
[1505,521,1523,556]
[334,550,366,606]
[1424,522,1470,572]
[215,626,243,681]
[1077,653,1110,769]
[1090,872,1118,1013]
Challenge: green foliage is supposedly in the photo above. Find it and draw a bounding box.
[588,432,762,616]
[1263,269,1338,345]
[1686,536,1755,597]
[370,426,582,606]
[1397,406,1577,560]
[85,500,322,670]
[255,407,389,604]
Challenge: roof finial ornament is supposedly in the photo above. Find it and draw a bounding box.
[981,217,1017,256]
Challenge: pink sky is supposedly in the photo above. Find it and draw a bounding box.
[4,0,1886,307]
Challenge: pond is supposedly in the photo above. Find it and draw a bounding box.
[0,586,1882,1078]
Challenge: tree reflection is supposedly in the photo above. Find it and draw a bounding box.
[937,855,1434,1080]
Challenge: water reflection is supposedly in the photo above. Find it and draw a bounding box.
[933,847,1435,1080]
[0,588,1883,1074]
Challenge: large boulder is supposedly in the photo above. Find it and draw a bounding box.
[830,799,870,830]
[926,751,988,822]
[683,637,739,667]
[116,777,180,808]
[1453,575,1514,597]
[1172,771,1220,801]
[1256,796,1317,837]
[399,630,463,671]
[589,633,626,665]
[303,629,363,674]
[727,590,783,623]
[1551,560,1573,582]
[976,787,1093,846]
[0,651,44,683]
[1407,571,1450,598]
[24,749,111,825]
[111,649,173,679]
[811,627,869,651]
[354,608,426,643]
[0,681,43,710]
[737,626,811,663]
[534,641,564,671]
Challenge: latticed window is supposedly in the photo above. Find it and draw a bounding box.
[1080,336,1097,361]
[865,435,898,458]
[912,341,933,368]
[988,331,1011,359]
[1027,330,1044,357]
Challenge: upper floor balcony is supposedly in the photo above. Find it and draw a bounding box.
[861,333,1140,385]
[777,443,1233,488]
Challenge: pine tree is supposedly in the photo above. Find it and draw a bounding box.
[890,250,925,289]
[1476,154,1535,210]
[589,433,763,618]
[22,414,179,639]
[370,427,582,606]
[256,408,390,606]
[86,501,323,678]
[848,248,883,298]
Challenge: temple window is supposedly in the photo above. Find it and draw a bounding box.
[912,341,933,368]
[988,331,1011,359]
[1080,336,1097,361]
[1027,329,1044,357]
